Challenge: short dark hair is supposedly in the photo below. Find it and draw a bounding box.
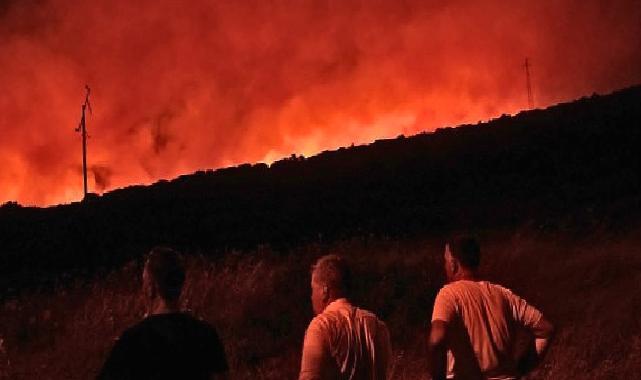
[311,254,351,295]
[447,236,481,269]
[145,247,185,302]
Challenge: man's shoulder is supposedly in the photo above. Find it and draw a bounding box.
[144,312,214,327]
[321,304,386,328]
[125,313,220,342]
[482,281,521,299]
[307,304,388,344]
[438,280,469,296]
[436,281,506,306]
[441,280,510,293]
[116,317,153,343]
[308,311,333,332]
[111,314,175,348]
[445,281,530,312]
[170,313,223,341]
[174,312,218,331]
[355,306,384,323]
[310,303,372,326]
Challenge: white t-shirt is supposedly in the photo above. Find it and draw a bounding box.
[432,280,543,380]
[300,298,392,380]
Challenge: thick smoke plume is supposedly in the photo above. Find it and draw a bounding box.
[1,0,640,206]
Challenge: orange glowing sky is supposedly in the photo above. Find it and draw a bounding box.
[1,0,640,206]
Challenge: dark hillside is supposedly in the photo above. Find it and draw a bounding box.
[2,85,641,292]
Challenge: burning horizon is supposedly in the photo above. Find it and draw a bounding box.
[1,0,640,206]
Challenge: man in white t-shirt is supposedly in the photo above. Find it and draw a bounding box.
[428,237,554,380]
[299,254,393,380]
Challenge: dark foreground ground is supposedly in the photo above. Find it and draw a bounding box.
[1,224,640,379]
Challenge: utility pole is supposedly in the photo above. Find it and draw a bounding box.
[75,85,92,199]
[524,58,534,109]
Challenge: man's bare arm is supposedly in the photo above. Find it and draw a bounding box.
[427,320,448,380]
[532,316,554,357]
[299,320,329,380]
[519,316,555,375]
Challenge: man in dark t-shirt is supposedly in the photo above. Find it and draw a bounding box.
[98,247,228,380]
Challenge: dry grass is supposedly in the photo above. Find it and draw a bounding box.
[1,226,641,379]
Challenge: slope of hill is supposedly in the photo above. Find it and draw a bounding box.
[2,225,641,379]
[2,85,641,380]
[1,85,641,292]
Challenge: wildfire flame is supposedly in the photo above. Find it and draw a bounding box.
[1,0,640,206]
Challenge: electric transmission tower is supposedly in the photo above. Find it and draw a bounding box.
[75,85,92,199]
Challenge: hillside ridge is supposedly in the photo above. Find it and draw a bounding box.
[1,84,640,292]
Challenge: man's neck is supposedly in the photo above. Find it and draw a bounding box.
[453,270,477,282]
[149,298,180,316]
[322,296,349,312]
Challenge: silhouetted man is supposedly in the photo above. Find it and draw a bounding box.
[428,237,554,380]
[299,254,392,380]
[98,247,228,380]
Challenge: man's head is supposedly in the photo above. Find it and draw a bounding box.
[142,247,185,307]
[310,254,351,315]
[444,236,480,282]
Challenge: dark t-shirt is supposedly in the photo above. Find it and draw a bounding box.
[98,313,228,380]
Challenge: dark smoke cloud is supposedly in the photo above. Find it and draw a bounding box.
[1,0,640,206]
[89,165,112,192]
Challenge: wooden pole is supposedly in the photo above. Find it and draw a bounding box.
[525,58,534,109]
